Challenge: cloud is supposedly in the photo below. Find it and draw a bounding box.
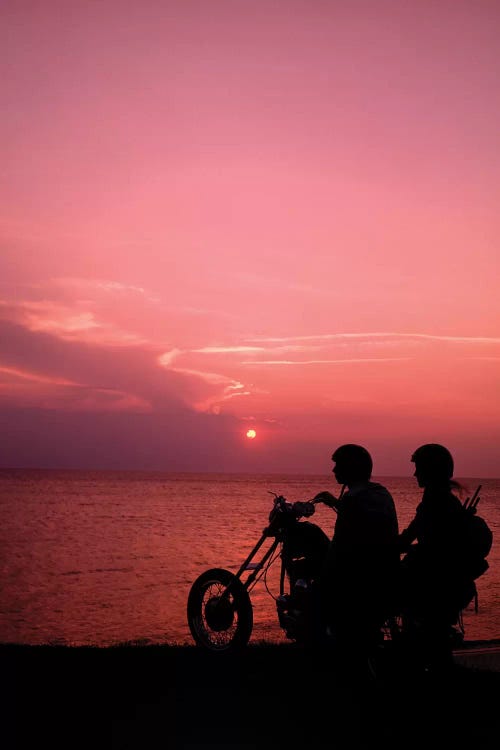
[158,352,249,413]
[193,346,266,354]
[0,365,79,387]
[242,358,410,365]
[37,276,159,302]
[0,299,150,347]
[0,380,151,413]
[1,275,500,434]
[158,349,183,366]
[0,319,178,413]
[246,332,500,345]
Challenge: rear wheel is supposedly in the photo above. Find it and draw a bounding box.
[187,568,253,651]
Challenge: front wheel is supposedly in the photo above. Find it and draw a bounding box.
[187,568,253,651]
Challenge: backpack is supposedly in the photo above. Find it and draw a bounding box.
[461,485,493,581]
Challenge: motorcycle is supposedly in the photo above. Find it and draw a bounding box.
[187,492,332,652]
[186,490,471,661]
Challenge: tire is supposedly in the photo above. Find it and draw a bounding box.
[187,568,253,651]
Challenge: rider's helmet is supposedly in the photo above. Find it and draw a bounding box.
[411,443,454,483]
[331,444,373,482]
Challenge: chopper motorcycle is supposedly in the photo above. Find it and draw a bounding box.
[187,492,333,651]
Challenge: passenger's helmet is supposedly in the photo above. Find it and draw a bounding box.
[411,443,454,480]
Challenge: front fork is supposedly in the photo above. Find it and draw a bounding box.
[222,532,281,599]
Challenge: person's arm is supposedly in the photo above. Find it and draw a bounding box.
[312,485,346,510]
[398,516,418,552]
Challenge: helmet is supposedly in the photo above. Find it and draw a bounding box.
[411,443,454,480]
[331,444,373,481]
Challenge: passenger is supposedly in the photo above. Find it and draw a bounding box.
[398,443,477,671]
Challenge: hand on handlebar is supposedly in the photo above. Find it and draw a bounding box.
[312,490,340,509]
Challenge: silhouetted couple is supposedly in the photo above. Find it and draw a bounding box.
[313,442,477,673]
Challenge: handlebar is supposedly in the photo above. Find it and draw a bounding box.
[268,495,316,520]
[291,500,316,518]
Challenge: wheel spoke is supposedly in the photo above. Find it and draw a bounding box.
[187,568,253,651]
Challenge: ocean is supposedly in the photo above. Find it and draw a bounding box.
[0,469,498,646]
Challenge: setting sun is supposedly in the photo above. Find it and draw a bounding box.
[246,429,257,440]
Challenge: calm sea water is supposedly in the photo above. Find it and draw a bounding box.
[0,470,498,646]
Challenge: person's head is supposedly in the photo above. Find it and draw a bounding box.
[331,444,373,486]
[411,443,454,488]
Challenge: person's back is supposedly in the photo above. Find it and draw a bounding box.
[400,486,465,570]
[313,444,399,657]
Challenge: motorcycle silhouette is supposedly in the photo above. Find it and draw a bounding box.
[187,492,333,651]
[187,487,479,674]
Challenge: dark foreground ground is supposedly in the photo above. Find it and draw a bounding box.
[3,640,500,749]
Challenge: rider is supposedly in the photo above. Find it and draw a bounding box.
[398,443,476,671]
[313,444,400,660]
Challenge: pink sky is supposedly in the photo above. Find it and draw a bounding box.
[1,1,499,476]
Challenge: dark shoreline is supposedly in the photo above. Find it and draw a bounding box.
[4,641,500,749]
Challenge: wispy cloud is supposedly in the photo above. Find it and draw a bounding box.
[158,352,248,412]
[46,277,160,303]
[164,366,243,388]
[0,364,152,413]
[246,332,500,345]
[0,365,78,386]
[193,346,267,354]
[156,329,500,414]
[242,358,410,365]
[2,276,499,425]
[158,349,183,366]
[0,299,150,346]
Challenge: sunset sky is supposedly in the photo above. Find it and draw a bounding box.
[1,1,499,476]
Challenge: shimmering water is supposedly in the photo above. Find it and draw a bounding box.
[0,470,498,645]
